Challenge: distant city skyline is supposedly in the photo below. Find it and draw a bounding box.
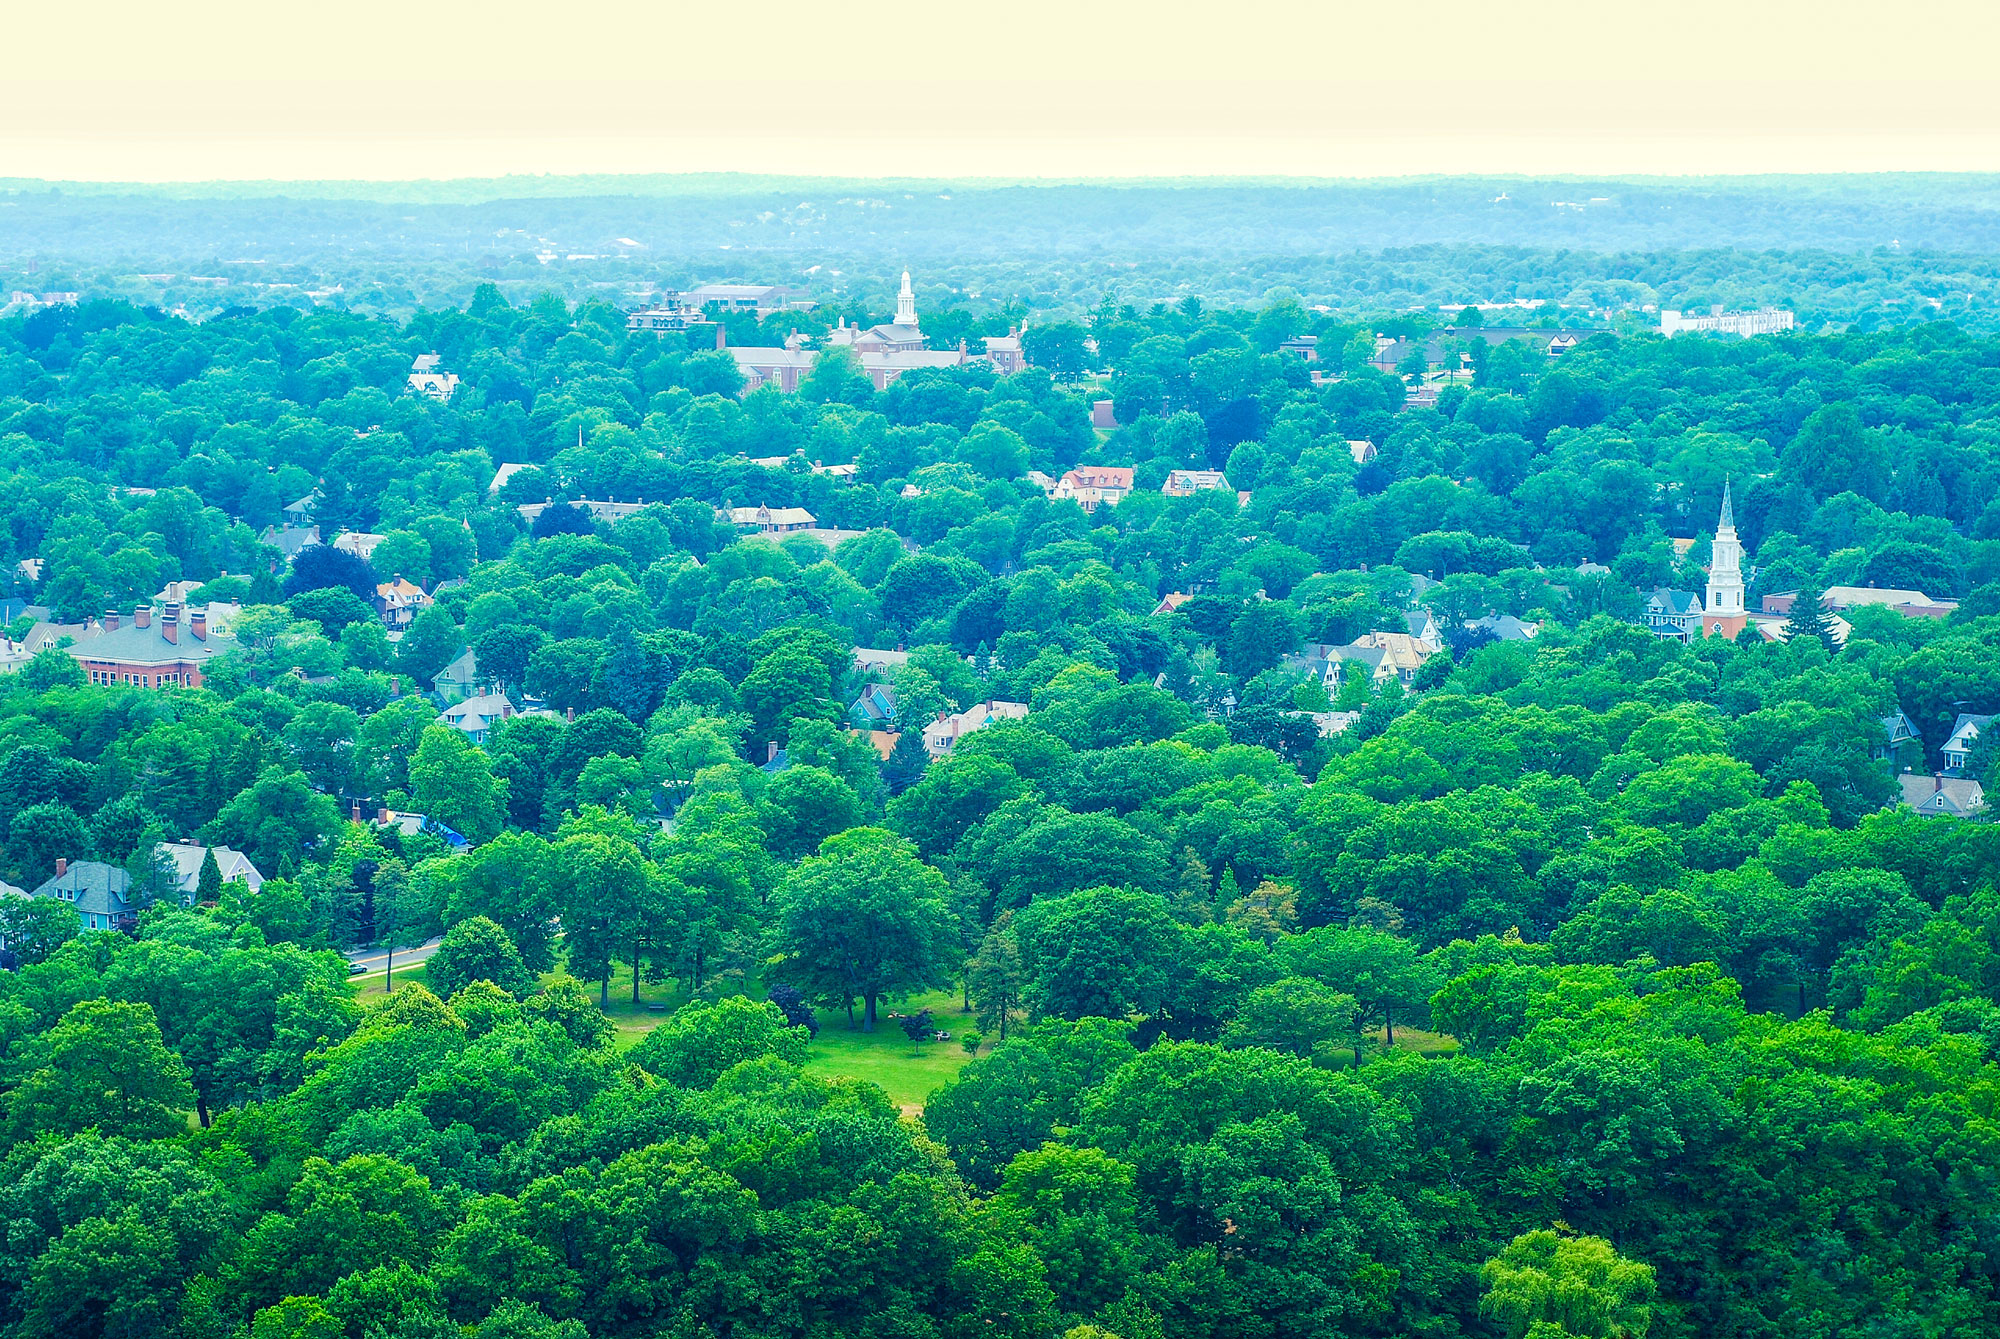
[7,1,2000,182]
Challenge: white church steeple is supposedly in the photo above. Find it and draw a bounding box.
[1705,479,1744,618]
[893,269,917,327]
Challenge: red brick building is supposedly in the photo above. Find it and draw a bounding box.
[70,602,235,689]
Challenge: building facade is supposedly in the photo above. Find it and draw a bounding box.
[69,602,235,690]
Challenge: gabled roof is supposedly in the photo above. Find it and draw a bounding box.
[1881,710,1920,744]
[156,841,264,895]
[1647,588,1704,616]
[1945,714,1994,751]
[1900,774,1986,817]
[441,691,515,735]
[30,861,132,918]
[435,646,480,685]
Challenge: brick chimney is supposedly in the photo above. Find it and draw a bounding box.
[54,857,66,878]
[103,608,119,632]
[767,740,779,764]
[162,601,179,644]
[190,609,206,641]
[135,603,150,629]
[351,799,362,822]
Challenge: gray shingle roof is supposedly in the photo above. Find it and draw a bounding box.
[74,618,236,667]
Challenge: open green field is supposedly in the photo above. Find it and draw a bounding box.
[797,988,980,1112]
[356,967,980,1112]
[354,967,1449,1112]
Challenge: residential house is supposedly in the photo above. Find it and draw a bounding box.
[371,809,470,849]
[1306,710,1362,738]
[155,840,264,906]
[260,523,322,565]
[30,859,135,932]
[373,577,431,630]
[853,647,909,677]
[849,682,898,726]
[1943,714,1993,774]
[922,700,1030,758]
[1877,710,1924,766]
[1347,440,1379,465]
[1407,609,1442,643]
[1463,613,1541,641]
[68,602,234,690]
[516,499,649,525]
[1152,591,1195,617]
[1288,627,1442,690]
[1162,469,1231,497]
[333,531,387,563]
[19,615,94,655]
[1278,335,1319,361]
[1051,466,1135,512]
[726,505,818,534]
[854,729,900,761]
[1645,588,1706,643]
[283,491,319,527]
[407,354,460,402]
[438,692,516,745]
[1900,774,1986,818]
[433,646,495,704]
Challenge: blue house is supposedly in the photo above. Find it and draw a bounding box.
[29,859,137,933]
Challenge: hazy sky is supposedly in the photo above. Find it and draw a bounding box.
[9,1,2000,182]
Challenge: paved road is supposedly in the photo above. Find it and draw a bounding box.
[345,936,444,978]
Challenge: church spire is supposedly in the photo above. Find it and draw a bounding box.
[1705,478,1744,623]
[894,270,917,327]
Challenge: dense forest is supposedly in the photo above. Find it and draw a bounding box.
[13,174,2000,324]
[0,284,1998,1339]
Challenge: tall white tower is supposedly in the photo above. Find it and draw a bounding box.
[1706,480,1744,619]
[894,270,917,327]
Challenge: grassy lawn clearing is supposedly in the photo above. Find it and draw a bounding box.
[799,988,981,1113]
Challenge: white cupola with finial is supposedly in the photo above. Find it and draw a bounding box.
[894,269,918,327]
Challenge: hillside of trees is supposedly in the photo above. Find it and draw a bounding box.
[14,174,2000,323]
[0,290,1998,1338]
